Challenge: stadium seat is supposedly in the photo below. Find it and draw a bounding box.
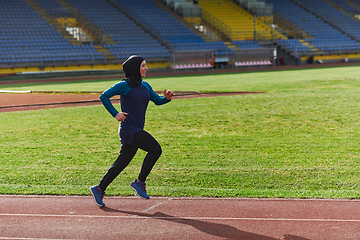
[265,0,360,53]
[66,0,170,59]
[0,0,104,66]
[111,0,231,59]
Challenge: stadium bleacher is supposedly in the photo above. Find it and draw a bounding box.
[266,0,360,54]
[232,40,264,49]
[296,0,360,43]
[329,0,360,14]
[111,0,232,58]
[276,39,312,53]
[34,0,71,16]
[66,0,170,60]
[0,0,359,73]
[0,0,104,66]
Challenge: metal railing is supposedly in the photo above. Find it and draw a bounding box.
[202,9,232,39]
[177,6,202,17]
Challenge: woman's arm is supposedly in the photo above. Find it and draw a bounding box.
[142,81,173,105]
[99,81,131,117]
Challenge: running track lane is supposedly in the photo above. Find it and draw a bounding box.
[0,92,262,113]
[0,195,360,239]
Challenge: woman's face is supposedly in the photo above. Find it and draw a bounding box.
[140,60,148,78]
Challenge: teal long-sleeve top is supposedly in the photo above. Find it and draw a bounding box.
[99,80,170,145]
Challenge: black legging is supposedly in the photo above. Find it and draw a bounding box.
[99,130,162,191]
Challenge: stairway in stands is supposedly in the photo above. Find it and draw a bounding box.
[24,0,79,45]
[56,0,117,63]
[273,13,320,53]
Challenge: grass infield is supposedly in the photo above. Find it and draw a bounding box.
[1,66,360,198]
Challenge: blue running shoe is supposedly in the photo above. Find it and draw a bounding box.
[89,185,105,207]
[130,180,150,199]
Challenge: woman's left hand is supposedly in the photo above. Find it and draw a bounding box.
[164,89,174,100]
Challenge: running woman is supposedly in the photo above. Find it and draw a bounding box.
[90,55,174,207]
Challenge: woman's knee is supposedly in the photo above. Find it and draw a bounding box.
[152,143,162,157]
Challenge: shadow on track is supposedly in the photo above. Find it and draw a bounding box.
[102,207,308,240]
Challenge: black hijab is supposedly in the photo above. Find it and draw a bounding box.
[122,55,145,88]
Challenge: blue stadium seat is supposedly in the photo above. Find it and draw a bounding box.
[0,0,105,65]
[66,0,170,59]
[265,0,360,53]
[111,0,231,55]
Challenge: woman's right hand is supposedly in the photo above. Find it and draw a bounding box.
[115,112,128,122]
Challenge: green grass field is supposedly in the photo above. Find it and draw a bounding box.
[1,66,360,198]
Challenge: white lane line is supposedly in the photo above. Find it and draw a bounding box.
[0,90,32,93]
[0,213,360,222]
[142,202,165,212]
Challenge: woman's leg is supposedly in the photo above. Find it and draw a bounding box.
[131,130,162,182]
[99,144,138,191]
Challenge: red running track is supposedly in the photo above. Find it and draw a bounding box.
[0,195,360,239]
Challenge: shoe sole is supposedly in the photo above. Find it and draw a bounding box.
[89,187,105,207]
[130,183,150,199]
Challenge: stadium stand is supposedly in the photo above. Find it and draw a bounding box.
[266,0,360,56]
[0,0,104,67]
[350,0,360,9]
[34,0,71,16]
[111,0,197,42]
[294,0,360,43]
[66,0,170,61]
[1,0,359,74]
[232,40,264,49]
[329,0,360,14]
[110,0,237,69]
[111,0,230,55]
[276,39,312,53]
